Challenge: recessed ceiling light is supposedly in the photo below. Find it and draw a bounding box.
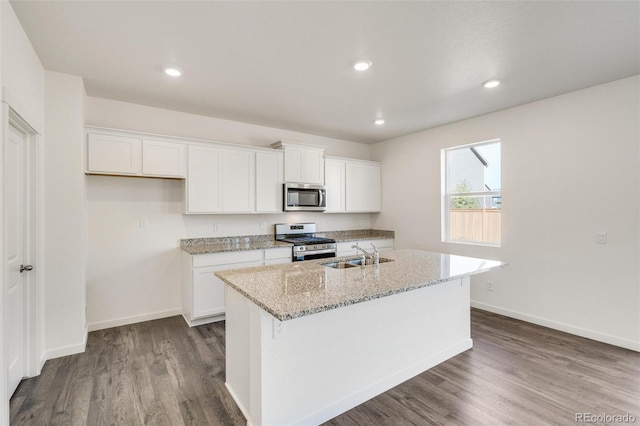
[164,68,182,77]
[482,79,500,88]
[374,118,385,125]
[354,61,372,71]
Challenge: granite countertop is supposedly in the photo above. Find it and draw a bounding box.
[317,229,394,242]
[180,229,395,255]
[215,249,506,321]
[180,235,291,255]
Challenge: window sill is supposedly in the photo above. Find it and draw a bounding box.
[443,240,501,248]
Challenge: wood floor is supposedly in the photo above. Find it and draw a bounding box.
[10,309,640,425]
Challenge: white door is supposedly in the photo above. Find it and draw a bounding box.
[5,123,26,397]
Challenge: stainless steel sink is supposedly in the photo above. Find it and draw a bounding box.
[322,257,394,269]
[321,261,358,269]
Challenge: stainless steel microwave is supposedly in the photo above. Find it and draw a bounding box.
[284,183,326,212]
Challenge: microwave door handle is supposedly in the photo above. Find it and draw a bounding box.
[318,190,324,207]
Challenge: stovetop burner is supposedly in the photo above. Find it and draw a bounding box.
[280,236,336,246]
[274,222,337,262]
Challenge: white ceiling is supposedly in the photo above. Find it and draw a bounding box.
[10,1,640,144]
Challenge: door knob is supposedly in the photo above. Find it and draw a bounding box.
[20,264,33,273]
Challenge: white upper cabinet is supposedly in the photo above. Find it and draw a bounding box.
[346,161,381,212]
[87,133,142,175]
[272,141,325,184]
[187,145,222,213]
[186,144,256,214]
[221,148,255,213]
[87,131,185,178]
[324,158,346,213]
[142,139,186,177]
[256,151,284,212]
[325,157,382,213]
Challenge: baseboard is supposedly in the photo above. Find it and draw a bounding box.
[295,339,473,426]
[88,308,182,332]
[45,324,88,360]
[181,313,226,328]
[39,350,47,372]
[225,383,250,424]
[471,301,640,352]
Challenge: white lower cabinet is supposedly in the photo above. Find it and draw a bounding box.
[182,247,292,326]
[336,238,394,257]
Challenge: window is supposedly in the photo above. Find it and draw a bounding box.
[442,140,501,246]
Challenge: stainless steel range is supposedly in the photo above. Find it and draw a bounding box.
[275,223,337,262]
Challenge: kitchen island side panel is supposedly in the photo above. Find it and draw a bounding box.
[225,277,472,426]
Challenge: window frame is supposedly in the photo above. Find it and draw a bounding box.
[441,139,501,247]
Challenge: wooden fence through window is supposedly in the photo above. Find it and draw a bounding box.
[449,209,501,244]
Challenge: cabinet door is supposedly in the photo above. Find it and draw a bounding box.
[187,145,222,213]
[142,139,186,177]
[346,162,381,212]
[222,149,255,212]
[282,145,324,184]
[193,266,226,319]
[283,146,303,182]
[301,149,325,184]
[324,159,346,212]
[87,133,142,175]
[256,151,283,212]
[192,261,263,319]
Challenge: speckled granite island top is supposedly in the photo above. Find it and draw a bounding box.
[215,249,506,321]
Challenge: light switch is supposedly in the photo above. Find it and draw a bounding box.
[595,231,607,244]
[139,217,149,228]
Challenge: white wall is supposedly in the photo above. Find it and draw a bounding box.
[43,71,87,358]
[0,1,6,423]
[86,96,371,159]
[1,1,43,134]
[85,98,374,330]
[1,1,44,417]
[372,76,640,350]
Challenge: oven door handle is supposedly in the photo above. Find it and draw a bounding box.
[293,247,336,255]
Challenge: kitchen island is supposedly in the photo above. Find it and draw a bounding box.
[215,249,505,426]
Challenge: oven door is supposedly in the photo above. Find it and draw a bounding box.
[284,183,326,211]
[293,248,336,262]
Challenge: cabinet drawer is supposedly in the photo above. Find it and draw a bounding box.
[264,247,292,260]
[192,250,263,268]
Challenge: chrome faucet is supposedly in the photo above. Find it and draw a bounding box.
[352,243,372,259]
[352,243,380,265]
[371,243,380,265]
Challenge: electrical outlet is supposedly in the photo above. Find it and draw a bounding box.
[486,281,494,292]
[260,222,266,231]
[273,319,286,339]
[595,231,607,244]
[139,217,149,228]
[214,224,221,232]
